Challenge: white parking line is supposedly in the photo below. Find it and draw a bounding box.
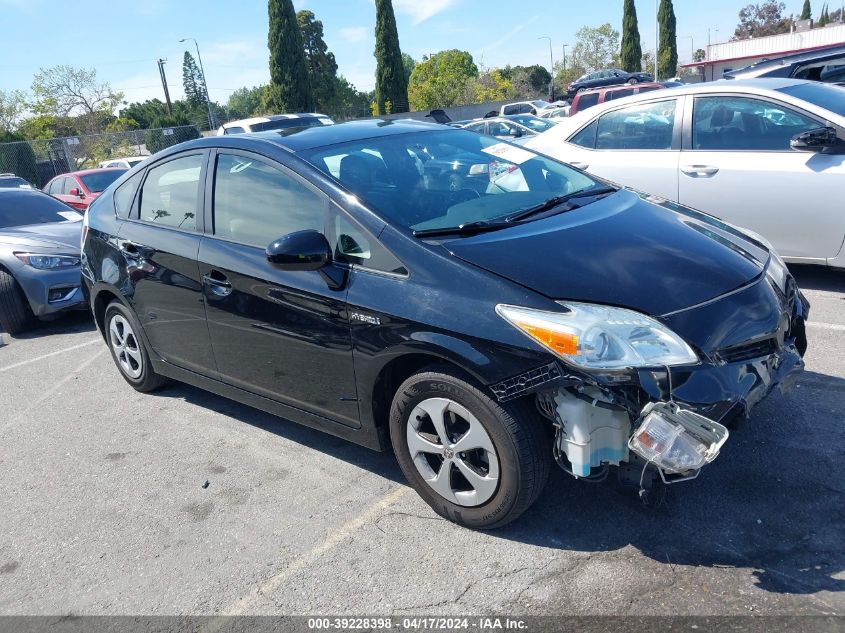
[0,338,101,373]
[806,321,845,332]
[219,485,409,617]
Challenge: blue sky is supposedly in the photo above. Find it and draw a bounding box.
[0,0,808,106]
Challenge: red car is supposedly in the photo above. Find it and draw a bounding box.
[43,168,127,211]
[569,82,666,116]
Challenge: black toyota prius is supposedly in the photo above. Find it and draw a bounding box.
[81,119,808,529]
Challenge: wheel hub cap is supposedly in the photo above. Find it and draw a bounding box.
[406,397,500,507]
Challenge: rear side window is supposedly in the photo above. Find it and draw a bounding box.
[576,93,600,111]
[139,154,203,231]
[605,88,634,101]
[569,120,598,149]
[212,153,326,248]
[596,100,676,150]
[113,172,144,219]
[224,126,245,135]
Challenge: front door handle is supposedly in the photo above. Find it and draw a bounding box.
[681,165,719,177]
[202,271,233,297]
[119,240,141,258]
[570,162,590,170]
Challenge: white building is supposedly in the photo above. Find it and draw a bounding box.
[683,22,845,81]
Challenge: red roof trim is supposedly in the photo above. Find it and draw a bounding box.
[681,41,845,68]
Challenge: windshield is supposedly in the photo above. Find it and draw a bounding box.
[0,192,81,228]
[0,177,31,188]
[509,115,555,132]
[300,129,598,234]
[79,170,126,193]
[777,82,845,117]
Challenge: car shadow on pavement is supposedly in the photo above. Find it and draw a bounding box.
[8,311,96,340]
[789,264,845,293]
[150,366,844,600]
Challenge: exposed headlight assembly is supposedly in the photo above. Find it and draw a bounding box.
[14,253,80,270]
[496,302,698,370]
[766,252,789,294]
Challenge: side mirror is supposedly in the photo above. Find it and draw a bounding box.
[790,127,840,153]
[509,128,523,138]
[69,187,84,197]
[266,230,331,271]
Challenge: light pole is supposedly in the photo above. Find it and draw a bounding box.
[561,43,568,74]
[538,36,554,101]
[179,37,215,131]
[654,0,659,79]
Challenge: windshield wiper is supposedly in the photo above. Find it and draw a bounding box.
[505,185,618,223]
[413,219,512,238]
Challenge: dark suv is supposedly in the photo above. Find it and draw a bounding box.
[82,120,807,529]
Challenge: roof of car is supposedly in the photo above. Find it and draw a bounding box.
[210,118,450,152]
[221,113,330,128]
[576,81,666,96]
[727,44,845,76]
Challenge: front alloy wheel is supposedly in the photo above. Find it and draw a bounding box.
[390,367,550,529]
[406,397,500,507]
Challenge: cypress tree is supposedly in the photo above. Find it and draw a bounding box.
[621,0,642,72]
[182,51,204,107]
[374,0,409,114]
[800,0,812,20]
[657,0,678,80]
[267,0,314,112]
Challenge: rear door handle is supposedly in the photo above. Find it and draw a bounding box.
[570,162,590,170]
[681,165,719,177]
[202,271,233,297]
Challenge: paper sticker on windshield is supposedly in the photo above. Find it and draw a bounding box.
[481,143,534,165]
[58,211,82,222]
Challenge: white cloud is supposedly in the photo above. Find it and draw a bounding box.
[389,0,460,24]
[338,26,369,43]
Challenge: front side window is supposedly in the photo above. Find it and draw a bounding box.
[596,99,676,150]
[212,153,325,248]
[692,96,821,151]
[114,172,144,219]
[61,177,76,195]
[139,154,203,231]
[300,128,597,234]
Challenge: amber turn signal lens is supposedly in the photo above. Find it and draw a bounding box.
[521,324,579,356]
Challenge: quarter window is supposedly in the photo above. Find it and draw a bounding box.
[139,154,203,231]
[331,212,407,275]
[576,93,600,111]
[692,96,821,151]
[212,153,326,248]
[114,172,143,219]
[596,99,676,150]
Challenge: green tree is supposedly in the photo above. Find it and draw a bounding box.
[502,65,552,97]
[401,53,416,87]
[693,48,706,62]
[267,0,313,113]
[658,0,678,79]
[374,0,409,113]
[227,86,267,119]
[182,51,205,107]
[472,69,515,103]
[30,66,123,135]
[407,49,478,110]
[800,0,812,19]
[0,90,27,132]
[298,10,338,113]
[734,2,791,38]
[571,24,621,73]
[621,0,643,72]
[819,2,831,24]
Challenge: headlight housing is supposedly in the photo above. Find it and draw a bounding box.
[14,253,80,270]
[496,302,698,370]
[766,252,789,294]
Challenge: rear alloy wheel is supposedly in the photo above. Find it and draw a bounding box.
[0,270,34,335]
[627,78,639,85]
[105,301,166,392]
[390,367,550,529]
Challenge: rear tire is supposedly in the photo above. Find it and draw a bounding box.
[389,366,550,529]
[627,78,639,85]
[104,301,167,392]
[0,270,34,335]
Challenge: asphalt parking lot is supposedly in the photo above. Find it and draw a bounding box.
[0,265,843,617]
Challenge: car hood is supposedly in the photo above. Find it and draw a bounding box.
[445,189,769,316]
[0,221,82,253]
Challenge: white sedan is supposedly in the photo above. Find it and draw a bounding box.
[526,79,845,268]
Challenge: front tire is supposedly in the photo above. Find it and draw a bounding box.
[0,270,34,335]
[104,301,167,392]
[389,367,550,529]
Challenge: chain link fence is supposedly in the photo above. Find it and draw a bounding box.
[0,125,201,188]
